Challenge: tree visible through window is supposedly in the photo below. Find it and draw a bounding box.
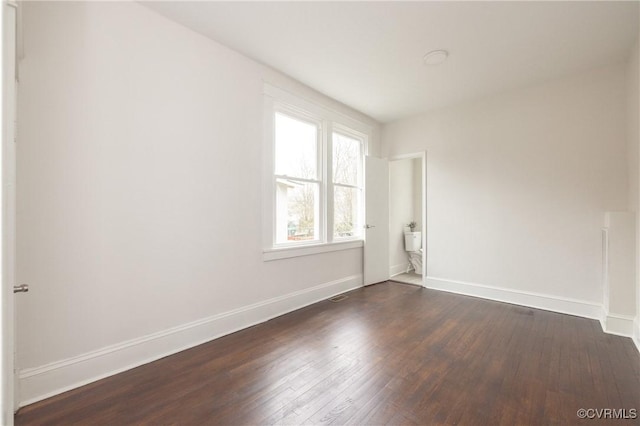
[274,112,319,244]
[272,108,364,246]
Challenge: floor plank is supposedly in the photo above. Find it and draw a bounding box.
[15,282,640,425]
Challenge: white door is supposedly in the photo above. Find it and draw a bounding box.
[2,2,18,422]
[364,156,389,285]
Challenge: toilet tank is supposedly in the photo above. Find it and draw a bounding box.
[404,232,422,252]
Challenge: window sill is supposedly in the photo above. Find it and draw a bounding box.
[263,240,364,262]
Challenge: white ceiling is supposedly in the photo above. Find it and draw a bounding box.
[143,1,639,123]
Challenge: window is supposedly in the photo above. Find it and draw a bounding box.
[274,112,321,244]
[264,85,369,257]
[332,130,363,239]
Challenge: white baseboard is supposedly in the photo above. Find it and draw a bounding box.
[19,274,363,407]
[426,276,638,354]
[389,263,411,277]
[425,276,602,320]
[599,309,636,337]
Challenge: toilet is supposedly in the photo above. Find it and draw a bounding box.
[404,232,423,274]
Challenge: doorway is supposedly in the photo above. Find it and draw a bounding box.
[388,153,426,286]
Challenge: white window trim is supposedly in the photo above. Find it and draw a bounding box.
[262,83,371,261]
[263,240,364,262]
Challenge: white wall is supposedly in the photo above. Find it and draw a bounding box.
[16,2,380,404]
[628,36,640,348]
[383,64,628,311]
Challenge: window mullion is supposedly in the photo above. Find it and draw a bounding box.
[325,121,333,244]
[316,120,324,244]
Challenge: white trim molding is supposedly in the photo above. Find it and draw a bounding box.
[425,276,602,320]
[262,82,371,258]
[634,317,640,353]
[599,310,636,337]
[390,262,411,277]
[263,83,373,135]
[18,274,363,407]
[263,240,363,261]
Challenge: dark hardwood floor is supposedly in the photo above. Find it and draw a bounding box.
[16,282,640,425]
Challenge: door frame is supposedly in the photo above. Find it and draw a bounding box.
[388,151,427,286]
[2,0,18,421]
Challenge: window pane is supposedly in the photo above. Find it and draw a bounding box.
[334,186,361,238]
[333,132,360,186]
[275,112,317,179]
[275,179,319,243]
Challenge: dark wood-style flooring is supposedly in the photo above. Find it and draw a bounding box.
[16,282,640,425]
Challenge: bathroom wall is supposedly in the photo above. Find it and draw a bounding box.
[16,1,380,405]
[389,158,422,276]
